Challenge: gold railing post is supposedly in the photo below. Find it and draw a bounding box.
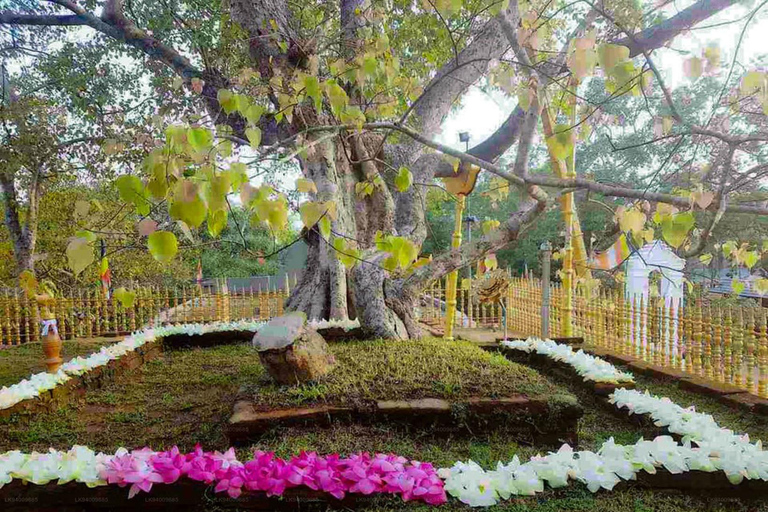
[724,307,733,384]
[713,306,723,382]
[444,194,465,341]
[746,308,756,393]
[733,307,745,388]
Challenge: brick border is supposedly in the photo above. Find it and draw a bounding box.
[226,395,583,447]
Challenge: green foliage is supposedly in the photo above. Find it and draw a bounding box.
[147,231,179,263]
[375,232,420,271]
[394,166,413,192]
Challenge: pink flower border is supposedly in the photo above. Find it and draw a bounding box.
[101,445,447,505]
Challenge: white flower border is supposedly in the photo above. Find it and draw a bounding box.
[0,320,264,411]
[307,318,361,331]
[502,338,635,385]
[441,339,768,507]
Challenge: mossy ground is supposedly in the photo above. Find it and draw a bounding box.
[1,338,768,511]
[245,338,569,409]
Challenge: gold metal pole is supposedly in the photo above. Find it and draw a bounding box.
[444,194,465,341]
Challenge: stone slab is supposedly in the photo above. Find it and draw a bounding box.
[227,395,581,446]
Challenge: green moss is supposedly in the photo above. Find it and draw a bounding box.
[246,337,568,408]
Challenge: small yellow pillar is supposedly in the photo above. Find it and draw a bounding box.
[444,195,466,341]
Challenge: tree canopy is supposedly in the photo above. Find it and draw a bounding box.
[3,0,768,337]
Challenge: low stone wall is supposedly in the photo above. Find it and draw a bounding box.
[226,395,583,447]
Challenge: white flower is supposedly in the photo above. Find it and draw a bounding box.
[502,338,634,384]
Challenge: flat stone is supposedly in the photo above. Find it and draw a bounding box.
[376,400,413,413]
[254,314,335,385]
[680,376,744,396]
[405,398,452,413]
[253,312,307,351]
[228,405,352,440]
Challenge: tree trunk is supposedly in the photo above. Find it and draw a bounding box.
[284,131,416,339]
[0,172,36,274]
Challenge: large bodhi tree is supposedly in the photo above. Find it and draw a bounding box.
[5,0,768,338]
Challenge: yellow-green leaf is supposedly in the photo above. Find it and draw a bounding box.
[217,89,237,113]
[113,287,137,309]
[732,279,746,296]
[743,250,760,269]
[187,127,213,153]
[394,166,413,193]
[661,211,695,249]
[296,178,317,194]
[66,237,94,276]
[169,195,207,228]
[148,231,178,263]
[755,278,768,296]
[332,237,360,269]
[699,253,713,266]
[245,127,262,148]
[545,124,575,161]
[597,43,630,72]
[207,208,228,237]
[19,270,37,296]
[616,206,646,234]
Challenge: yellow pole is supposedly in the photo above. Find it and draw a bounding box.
[444,194,465,341]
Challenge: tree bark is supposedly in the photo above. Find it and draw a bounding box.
[0,172,36,273]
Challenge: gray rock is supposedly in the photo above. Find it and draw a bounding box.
[253,312,335,385]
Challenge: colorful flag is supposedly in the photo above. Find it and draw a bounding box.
[99,257,111,299]
[589,233,633,270]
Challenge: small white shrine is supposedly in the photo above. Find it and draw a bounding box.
[625,240,685,355]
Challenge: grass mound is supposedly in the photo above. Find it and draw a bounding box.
[246,337,572,409]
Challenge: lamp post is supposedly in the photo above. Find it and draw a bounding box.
[443,132,476,340]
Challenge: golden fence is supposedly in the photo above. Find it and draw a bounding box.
[504,277,768,399]
[419,276,508,329]
[0,283,290,346]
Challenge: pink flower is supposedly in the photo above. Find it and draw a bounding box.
[100,448,165,498]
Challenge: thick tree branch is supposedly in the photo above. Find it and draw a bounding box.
[0,12,87,26]
[401,197,550,294]
[42,0,201,79]
[614,0,738,57]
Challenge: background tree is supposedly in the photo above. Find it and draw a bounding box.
[4,0,768,339]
